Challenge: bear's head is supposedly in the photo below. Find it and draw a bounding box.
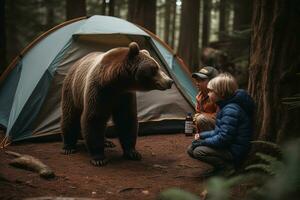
[127,42,173,91]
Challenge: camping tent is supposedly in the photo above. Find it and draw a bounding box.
[0,15,197,144]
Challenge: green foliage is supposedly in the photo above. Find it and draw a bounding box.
[206,139,300,200]
[282,73,300,110]
[251,140,281,151]
[156,188,200,200]
[245,152,284,175]
[205,176,245,200]
[229,28,251,40]
[282,93,300,110]
[245,163,276,175]
[247,139,300,200]
[250,140,282,158]
[158,139,300,200]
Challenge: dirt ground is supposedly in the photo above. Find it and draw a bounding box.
[0,134,213,200]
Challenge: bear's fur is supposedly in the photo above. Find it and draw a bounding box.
[60,42,173,166]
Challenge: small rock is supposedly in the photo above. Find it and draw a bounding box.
[153,164,167,169]
[142,190,149,195]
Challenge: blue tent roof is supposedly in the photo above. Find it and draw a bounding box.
[75,15,148,36]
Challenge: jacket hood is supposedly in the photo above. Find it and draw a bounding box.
[217,89,255,117]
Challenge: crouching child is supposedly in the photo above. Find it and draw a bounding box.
[187,73,255,176]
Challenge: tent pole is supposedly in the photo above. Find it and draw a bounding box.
[0,136,10,148]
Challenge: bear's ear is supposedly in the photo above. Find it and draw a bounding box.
[128,42,140,58]
[141,49,150,56]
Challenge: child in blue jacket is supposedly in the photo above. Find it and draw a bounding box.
[187,73,255,176]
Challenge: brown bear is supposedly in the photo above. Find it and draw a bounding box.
[60,42,173,166]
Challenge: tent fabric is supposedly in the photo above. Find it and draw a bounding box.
[0,15,197,143]
[0,62,22,128]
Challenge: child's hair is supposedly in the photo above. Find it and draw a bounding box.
[207,73,238,99]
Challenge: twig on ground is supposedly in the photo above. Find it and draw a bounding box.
[118,187,144,193]
[5,150,55,179]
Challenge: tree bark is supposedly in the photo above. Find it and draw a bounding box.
[248,0,300,142]
[219,0,228,40]
[170,0,176,49]
[66,0,86,20]
[202,0,211,47]
[6,0,19,64]
[0,0,6,73]
[233,0,252,30]
[177,0,200,72]
[128,0,156,33]
[164,0,171,44]
[101,0,106,15]
[45,1,55,30]
[108,0,115,16]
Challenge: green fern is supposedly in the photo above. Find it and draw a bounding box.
[250,140,282,158]
[158,139,300,200]
[205,176,245,200]
[281,71,300,109]
[246,164,276,175]
[247,139,300,200]
[255,153,283,169]
[282,93,300,110]
[156,188,200,200]
[251,140,281,152]
[246,153,283,175]
[227,28,251,40]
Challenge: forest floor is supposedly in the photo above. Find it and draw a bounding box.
[0,134,214,200]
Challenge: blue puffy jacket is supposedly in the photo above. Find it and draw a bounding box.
[192,89,255,166]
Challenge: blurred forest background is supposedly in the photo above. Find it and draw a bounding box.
[0,0,251,88]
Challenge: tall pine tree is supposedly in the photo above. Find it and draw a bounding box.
[128,0,156,33]
[0,0,6,73]
[249,0,300,142]
[66,0,86,20]
[177,0,200,71]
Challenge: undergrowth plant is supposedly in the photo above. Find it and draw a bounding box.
[157,139,300,200]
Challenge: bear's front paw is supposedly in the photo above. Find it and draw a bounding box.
[104,139,116,148]
[90,158,108,167]
[61,146,77,155]
[123,149,142,161]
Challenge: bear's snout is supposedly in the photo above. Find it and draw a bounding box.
[155,71,173,90]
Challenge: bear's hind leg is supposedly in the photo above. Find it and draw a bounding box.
[112,92,141,161]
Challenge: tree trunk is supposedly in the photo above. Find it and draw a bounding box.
[219,0,228,40]
[248,0,300,142]
[6,0,19,64]
[177,0,200,72]
[101,0,106,15]
[170,0,176,49]
[45,1,55,30]
[66,0,86,20]
[202,0,211,47]
[128,0,156,33]
[108,0,115,16]
[233,0,252,30]
[0,0,6,73]
[164,0,171,44]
